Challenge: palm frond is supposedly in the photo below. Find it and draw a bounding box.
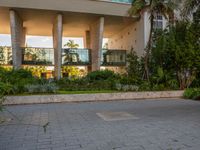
[182,0,200,17]
[128,0,147,17]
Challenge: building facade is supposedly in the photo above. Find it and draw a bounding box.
[0,0,165,79]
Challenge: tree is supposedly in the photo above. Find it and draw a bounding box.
[193,7,200,23]
[151,21,200,89]
[126,48,143,80]
[63,40,80,64]
[128,0,177,81]
[182,0,200,18]
[64,40,79,48]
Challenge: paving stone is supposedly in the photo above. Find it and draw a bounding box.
[96,111,138,121]
[0,99,200,150]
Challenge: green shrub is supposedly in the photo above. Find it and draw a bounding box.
[151,84,166,91]
[126,49,143,80]
[57,77,116,91]
[25,83,58,94]
[86,70,120,82]
[0,82,14,111]
[167,79,179,90]
[0,82,14,95]
[190,73,200,88]
[139,81,152,91]
[183,88,200,100]
[57,71,116,91]
[4,69,34,83]
[118,76,140,85]
[0,67,37,94]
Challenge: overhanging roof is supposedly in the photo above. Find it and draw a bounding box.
[0,7,136,37]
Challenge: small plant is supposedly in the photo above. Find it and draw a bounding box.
[183,88,200,100]
[24,66,47,78]
[139,81,152,91]
[115,83,139,91]
[0,82,14,123]
[62,66,81,79]
[25,83,58,94]
[86,70,120,82]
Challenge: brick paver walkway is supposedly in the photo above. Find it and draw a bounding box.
[0,99,200,150]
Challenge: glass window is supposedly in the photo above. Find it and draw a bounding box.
[101,49,126,66]
[153,14,163,29]
[62,49,91,65]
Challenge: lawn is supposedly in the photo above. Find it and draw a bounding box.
[57,90,119,94]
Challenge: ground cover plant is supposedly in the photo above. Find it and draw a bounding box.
[183,88,200,100]
[0,8,199,97]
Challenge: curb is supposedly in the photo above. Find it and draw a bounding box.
[4,91,184,105]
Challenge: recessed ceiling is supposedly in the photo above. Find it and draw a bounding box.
[0,7,136,38]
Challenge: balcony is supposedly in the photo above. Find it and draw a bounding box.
[0,47,127,67]
[62,48,127,66]
[101,49,126,66]
[22,47,54,65]
[0,46,12,65]
[62,48,91,66]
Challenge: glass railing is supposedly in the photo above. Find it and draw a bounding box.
[62,48,91,66]
[98,0,132,4]
[0,46,12,65]
[0,47,126,67]
[101,49,126,66]
[22,47,54,65]
[111,0,132,4]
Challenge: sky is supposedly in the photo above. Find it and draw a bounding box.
[0,34,108,48]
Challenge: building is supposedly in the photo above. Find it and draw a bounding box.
[0,0,166,79]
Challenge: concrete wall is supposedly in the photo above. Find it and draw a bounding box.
[84,30,90,49]
[107,11,168,57]
[108,13,146,57]
[0,0,131,17]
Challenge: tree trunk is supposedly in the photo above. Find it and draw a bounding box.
[143,14,154,81]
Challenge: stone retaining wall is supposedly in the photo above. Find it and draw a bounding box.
[4,91,184,105]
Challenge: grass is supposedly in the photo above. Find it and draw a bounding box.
[9,90,119,96]
[57,90,118,94]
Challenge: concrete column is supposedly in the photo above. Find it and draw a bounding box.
[10,9,25,69]
[21,27,26,47]
[90,17,104,71]
[84,30,92,72]
[53,13,63,80]
[85,30,90,49]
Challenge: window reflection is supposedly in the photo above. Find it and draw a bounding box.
[62,49,91,65]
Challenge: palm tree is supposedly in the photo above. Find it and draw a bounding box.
[63,40,80,64]
[129,0,177,80]
[182,0,200,17]
[64,40,79,48]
